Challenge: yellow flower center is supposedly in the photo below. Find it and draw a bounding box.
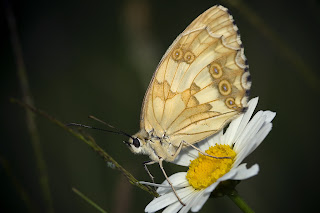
[186,144,236,190]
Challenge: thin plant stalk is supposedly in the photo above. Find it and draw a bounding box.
[11,98,158,198]
[72,188,108,213]
[5,1,54,212]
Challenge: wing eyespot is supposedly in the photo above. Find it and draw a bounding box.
[184,51,195,64]
[225,97,238,109]
[209,63,223,79]
[172,48,183,60]
[218,80,232,96]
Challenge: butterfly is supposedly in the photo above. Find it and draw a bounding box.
[125,5,251,204]
[127,5,250,163]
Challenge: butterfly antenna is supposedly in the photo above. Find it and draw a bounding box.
[67,122,133,139]
[88,115,134,139]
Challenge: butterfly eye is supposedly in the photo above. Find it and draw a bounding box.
[132,138,140,148]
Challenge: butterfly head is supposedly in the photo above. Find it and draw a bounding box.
[125,129,147,153]
[127,136,144,153]
[126,130,160,161]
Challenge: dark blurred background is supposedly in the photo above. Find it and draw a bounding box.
[1,0,320,212]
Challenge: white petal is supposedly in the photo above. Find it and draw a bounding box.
[167,172,188,186]
[205,169,238,192]
[247,123,273,156]
[157,172,189,195]
[158,187,181,196]
[173,131,224,167]
[233,122,272,167]
[162,190,198,213]
[263,111,276,123]
[145,192,177,212]
[204,163,259,197]
[173,147,198,166]
[223,113,244,146]
[197,138,211,151]
[233,147,251,168]
[234,108,275,155]
[233,97,259,141]
[190,191,211,212]
[162,201,182,213]
[179,190,199,213]
[230,164,259,180]
[145,186,194,212]
[233,111,265,153]
[139,181,172,188]
[207,130,223,146]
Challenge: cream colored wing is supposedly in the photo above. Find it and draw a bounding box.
[140,5,251,146]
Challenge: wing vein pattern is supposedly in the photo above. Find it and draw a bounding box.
[140,5,251,146]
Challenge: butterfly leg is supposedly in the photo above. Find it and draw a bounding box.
[181,140,231,159]
[158,158,186,206]
[165,141,185,162]
[143,160,156,185]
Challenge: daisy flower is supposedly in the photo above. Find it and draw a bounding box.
[142,97,276,213]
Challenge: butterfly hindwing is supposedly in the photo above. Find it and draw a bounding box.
[140,5,251,147]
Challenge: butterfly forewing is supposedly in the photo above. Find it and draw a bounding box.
[140,5,251,149]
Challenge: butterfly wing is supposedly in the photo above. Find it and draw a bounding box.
[140,5,251,146]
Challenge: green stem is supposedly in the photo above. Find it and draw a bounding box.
[5,1,54,212]
[11,98,159,198]
[228,191,254,213]
[72,188,108,213]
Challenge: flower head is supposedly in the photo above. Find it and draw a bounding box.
[143,97,276,213]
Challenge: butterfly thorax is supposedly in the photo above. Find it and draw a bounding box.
[128,129,178,162]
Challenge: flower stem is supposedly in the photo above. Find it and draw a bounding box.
[228,190,254,213]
